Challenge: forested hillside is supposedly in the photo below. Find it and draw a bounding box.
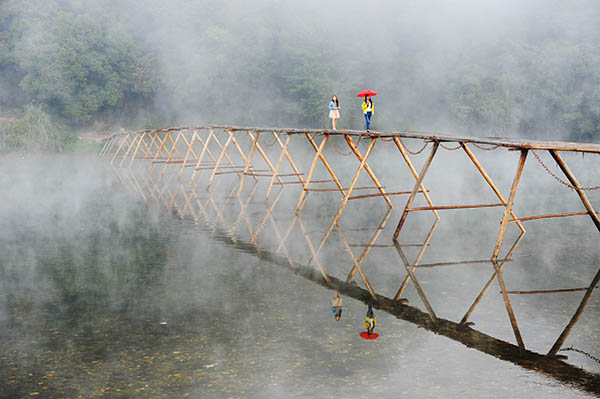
[2,0,600,151]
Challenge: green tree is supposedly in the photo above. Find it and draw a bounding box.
[13,9,159,122]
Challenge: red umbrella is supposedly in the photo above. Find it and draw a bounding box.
[359,331,379,340]
[356,89,377,97]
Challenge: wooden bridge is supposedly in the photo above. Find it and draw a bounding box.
[101,125,600,360]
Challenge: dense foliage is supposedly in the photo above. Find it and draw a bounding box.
[2,0,600,146]
[0,105,75,151]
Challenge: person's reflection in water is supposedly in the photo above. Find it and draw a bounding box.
[331,291,343,321]
[365,304,376,335]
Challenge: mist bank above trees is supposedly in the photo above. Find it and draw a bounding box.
[2,0,600,144]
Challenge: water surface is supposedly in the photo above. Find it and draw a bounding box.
[1,154,599,398]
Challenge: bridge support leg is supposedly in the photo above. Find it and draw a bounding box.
[296,216,331,283]
[393,137,440,222]
[161,131,183,178]
[111,134,131,165]
[462,143,526,234]
[266,132,304,204]
[148,132,170,174]
[127,132,147,168]
[237,130,259,195]
[459,231,525,325]
[393,142,440,240]
[336,214,384,300]
[139,132,159,169]
[547,149,600,355]
[190,129,219,187]
[394,240,438,322]
[120,133,142,168]
[492,149,527,260]
[103,136,119,159]
[296,134,330,213]
[207,133,234,191]
[346,208,393,284]
[247,130,283,190]
[330,137,377,226]
[393,217,438,300]
[178,130,200,181]
[228,130,258,186]
[488,150,528,350]
[345,136,393,208]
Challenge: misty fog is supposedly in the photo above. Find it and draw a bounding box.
[2,0,600,398]
[3,0,600,140]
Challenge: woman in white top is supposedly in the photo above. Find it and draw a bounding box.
[331,291,342,321]
[328,95,340,130]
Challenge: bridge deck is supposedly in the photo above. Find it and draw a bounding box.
[118,125,600,154]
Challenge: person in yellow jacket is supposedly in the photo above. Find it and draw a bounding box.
[364,304,376,335]
[361,95,374,130]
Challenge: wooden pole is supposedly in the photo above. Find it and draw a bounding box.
[237,130,259,195]
[295,134,331,213]
[491,150,528,261]
[508,286,598,294]
[462,143,526,234]
[414,257,512,269]
[393,137,440,221]
[297,216,331,283]
[266,133,289,204]
[459,231,525,325]
[247,130,283,186]
[140,132,159,169]
[394,241,437,322]
[103,136,119,159]
[277,133,305,185]
[304,133,345,195]
[190,129,215,186]
[178,130,199,181]
[336,222,377,299]
[228,130,257,183]
[111,134,131,165]
[160,130,182,177]
[345,135,393,208]
[148,132,170,174]
[492,256,526,350]
[128,132,147,168]
[548,266,600,355]
[407,203,504,211]
[99,138,110,158]
[207,134,233,191]
[119,133,141,167]
[346,208,393,283]
[393,142,440,240]
[508,211,599,223]
[212,131,242,178]
[329,137,377,227]
[549,149,600,232]
[393,218,439,300]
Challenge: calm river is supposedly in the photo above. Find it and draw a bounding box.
[1,154,599,398]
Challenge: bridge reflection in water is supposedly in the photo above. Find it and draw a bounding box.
[103,126,600,395]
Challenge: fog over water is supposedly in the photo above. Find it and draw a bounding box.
[2,0,600,397]
[1,138,599,397]
[5,0,600,138]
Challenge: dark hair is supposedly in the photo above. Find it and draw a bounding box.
[363,95,373,106]
[332,95,339,107]
[335,308,342,320]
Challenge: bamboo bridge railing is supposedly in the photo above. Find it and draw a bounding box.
[101,125,600,359]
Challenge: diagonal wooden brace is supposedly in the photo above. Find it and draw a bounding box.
[491,150,527,261]
[462,143,526,234]
[394,141,440,240]
[345,136,392,208]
